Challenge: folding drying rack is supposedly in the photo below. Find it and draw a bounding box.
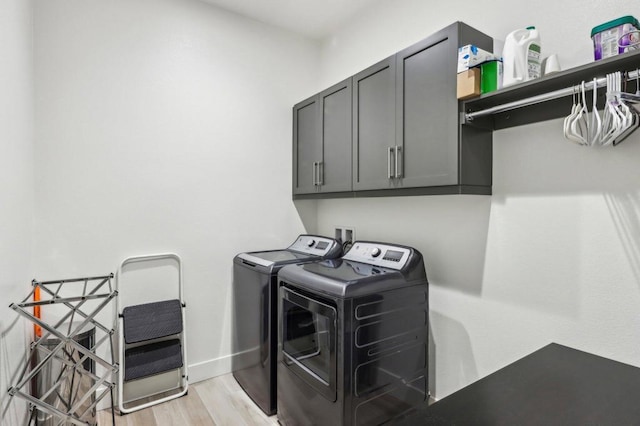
[8,274,118,426]
[116,253,188,414]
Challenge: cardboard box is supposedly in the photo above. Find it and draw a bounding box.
[457,68,481,100]
[457,44,496,73]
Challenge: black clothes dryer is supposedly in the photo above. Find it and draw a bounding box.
[277,241,429,426]
[232,234,342,415]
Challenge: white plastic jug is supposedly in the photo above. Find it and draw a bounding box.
[502,26,541,87]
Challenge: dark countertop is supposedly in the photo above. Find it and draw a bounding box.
[393,343,640,425]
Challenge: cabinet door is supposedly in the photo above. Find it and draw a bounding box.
[319,79,352,193]
[352,57,397,191]
[293,97,321,195]
[396,26,458,188]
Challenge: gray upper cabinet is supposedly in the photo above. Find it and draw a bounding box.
[293,21,493,199]
[352,57,396,191]
[293,79,352,195]
[395,26,458,188]
[320,79,352,193]
[293,97,320,195]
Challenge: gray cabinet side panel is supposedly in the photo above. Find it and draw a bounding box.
[460,124,492,186]
[458,22,493,187]
[321,80,352,192]
[352,57,396,191]
[458,22,493,52]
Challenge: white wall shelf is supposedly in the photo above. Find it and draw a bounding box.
[463,50,640,130]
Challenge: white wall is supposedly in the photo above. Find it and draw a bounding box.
[33,0,320,381]
[0,0,34,423]
[315,0,640,398]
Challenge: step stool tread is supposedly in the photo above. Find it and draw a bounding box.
[123,299,183,344]
[124,339,183,381]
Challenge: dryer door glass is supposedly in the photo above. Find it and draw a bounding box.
[281,287,337,402]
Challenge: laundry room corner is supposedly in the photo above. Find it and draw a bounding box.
[292,199,319,235]
[0,0,35,424]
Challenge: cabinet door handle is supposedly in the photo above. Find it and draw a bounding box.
[395,146,403,178]
[318,162,324,185]
[387,147,395,179]
[312,162,317,186]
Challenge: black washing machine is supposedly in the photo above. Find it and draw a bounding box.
[277,241,429,426]
[232,234,342,415]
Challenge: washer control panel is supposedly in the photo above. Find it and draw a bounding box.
[342,242,411,270]
[289,235,338,256]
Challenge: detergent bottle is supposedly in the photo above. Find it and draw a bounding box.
[502,26,541,87]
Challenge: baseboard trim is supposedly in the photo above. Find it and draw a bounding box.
[96,353,236,410]
[188,353,234,384]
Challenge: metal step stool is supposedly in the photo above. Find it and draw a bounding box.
[116,254,188,414]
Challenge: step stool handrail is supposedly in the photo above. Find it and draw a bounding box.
[116,253,184,313]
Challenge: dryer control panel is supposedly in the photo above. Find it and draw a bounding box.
[342,242,411,270]
[289,235,339,256]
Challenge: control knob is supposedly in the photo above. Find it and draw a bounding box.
[371,247,381,257]
[307,239,316,247]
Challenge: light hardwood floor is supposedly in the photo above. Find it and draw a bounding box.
[97,374,278,425]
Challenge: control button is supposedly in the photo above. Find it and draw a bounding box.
[371,247,381,257]
[307,239,316,247]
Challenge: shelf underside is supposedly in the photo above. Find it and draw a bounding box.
[293,184,491,200]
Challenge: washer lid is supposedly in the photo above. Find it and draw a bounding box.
[237,250,318,268]
[235,234,342,269]
[278,259,415,298]
[278,241,427,298]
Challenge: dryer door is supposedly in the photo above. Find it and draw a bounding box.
[281,286,337,402]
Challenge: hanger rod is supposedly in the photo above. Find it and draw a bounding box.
[465,68,640,123]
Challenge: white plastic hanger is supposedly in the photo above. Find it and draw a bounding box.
[589,78,601,146]
[563,87,581,143]
[569,81,589,145]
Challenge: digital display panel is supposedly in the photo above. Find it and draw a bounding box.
[383,250,403,261]
[315,241,329,250]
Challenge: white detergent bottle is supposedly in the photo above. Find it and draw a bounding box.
[502,26,541,87]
